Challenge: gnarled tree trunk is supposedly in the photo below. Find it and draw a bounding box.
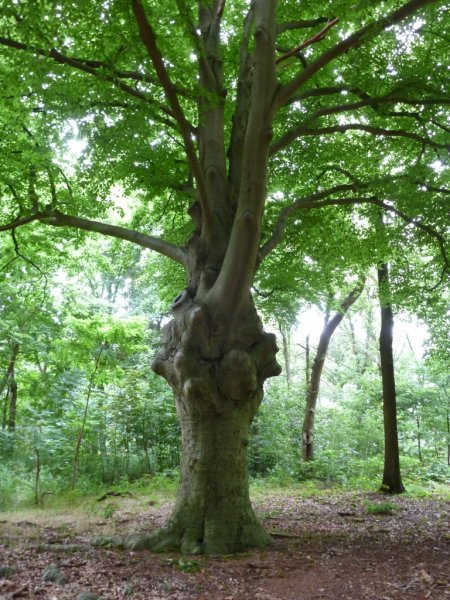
[148,291,280,554]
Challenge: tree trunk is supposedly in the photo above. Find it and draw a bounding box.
[302,281,364,461]
[446,394,450,467]
[143,296,280,554]
[416,411,422,462]
[72,344,103,489]
[34,447,42,506]
[305,334,310,389]
[7,342,20,432]
[378,262,405,494]
[279,323,291,385]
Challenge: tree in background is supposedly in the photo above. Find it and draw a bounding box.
[378,261,405,492]
[302,278,364,461]
[1,0,448,554]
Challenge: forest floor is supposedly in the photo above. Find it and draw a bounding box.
[0,486,449,600]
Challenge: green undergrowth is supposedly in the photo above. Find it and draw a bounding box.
[0,473,178,519]
[364,501,400,515]
[249,475,450,502]
[1,470,448,523]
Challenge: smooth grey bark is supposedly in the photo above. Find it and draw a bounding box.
[302,281,364,461]
[378,262,405,494]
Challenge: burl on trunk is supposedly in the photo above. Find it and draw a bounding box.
[149,290,281,554]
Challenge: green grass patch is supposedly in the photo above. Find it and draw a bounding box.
[364,501,399,515]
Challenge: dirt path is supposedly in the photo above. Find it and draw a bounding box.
[0,491,449,599]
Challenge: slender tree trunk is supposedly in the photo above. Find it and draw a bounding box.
[378,262,405,494]
[302,281,364,461]
[416,411,422,462]
[305,334,310,390]
[1,389,8,430]
[447,395,450,466]
[34,447,41,505]
[72,345,103,489]
[6,343,20,449]
[279,323,291,385]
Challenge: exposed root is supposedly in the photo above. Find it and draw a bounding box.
[91,520,272,556]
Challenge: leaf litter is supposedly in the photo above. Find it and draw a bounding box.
[0,490,448,599]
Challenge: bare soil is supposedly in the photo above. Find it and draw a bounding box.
[0,490,449,599]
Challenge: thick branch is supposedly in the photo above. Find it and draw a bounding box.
[196,0,228,205]
[131,0,210,222]
[0,36,175,121]
[277,18,329,34]
[289,85,372,103]
[0,210,187,267]
[0,214,41,232]
[274,0,440,108]
[310,96,450,119]
[228,2,255,200]
[270,123,449,155]
[260,194,449,275]
[208,0,278,316]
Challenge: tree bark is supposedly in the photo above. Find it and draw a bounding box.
[72,344,104,489]
[279,323,292,385]
[446,394,450,467]
[416,411,422,462]
[6,342,20,432]
[378,262,405,493]
[305,334,310,389]
[302,281,364,461]
[144,295,280,554]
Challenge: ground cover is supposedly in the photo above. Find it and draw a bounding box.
[0,483,448,599]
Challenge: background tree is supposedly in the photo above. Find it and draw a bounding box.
[302,277,364,461]
[378,260,406,493]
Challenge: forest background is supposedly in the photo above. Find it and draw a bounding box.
[1,228,448,508]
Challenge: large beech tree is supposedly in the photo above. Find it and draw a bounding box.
[0,0,449,554]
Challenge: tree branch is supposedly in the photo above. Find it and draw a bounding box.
[274,0,440,109]
[131,0,210,224]
[277,18,330,34]
[288,85,372,104]
[208,0,278,316]
[276,17,339,65]
[0,36,175,121]
[0,214,41,232]
[259,194,449,276]
[0,210,187,268]
[227,2,255,200]
[11,229,48,281]
[309,96,450,120]
[270,123,449,155]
